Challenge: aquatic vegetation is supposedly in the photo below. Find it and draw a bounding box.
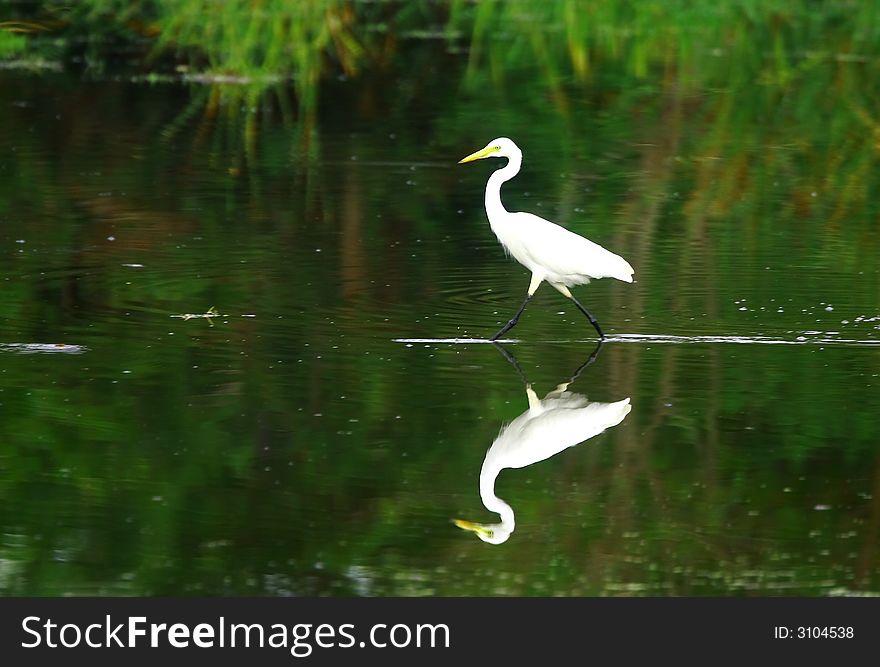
[4,1,879,205]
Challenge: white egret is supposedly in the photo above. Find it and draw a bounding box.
[459,137,634,340]
[455,345,631,544]
[454,387,631,545]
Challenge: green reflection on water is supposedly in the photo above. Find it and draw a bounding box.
[0,2,878,596]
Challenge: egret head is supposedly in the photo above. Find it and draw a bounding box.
[458,137,521,164]
[453,518,512,545]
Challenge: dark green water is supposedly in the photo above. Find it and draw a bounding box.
[1,26,879,595]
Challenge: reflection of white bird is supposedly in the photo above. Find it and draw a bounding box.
[455,381,631,544]
[459,137,634,340]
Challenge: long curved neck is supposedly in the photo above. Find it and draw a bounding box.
[479,464,515,530]
[484,154,522,227]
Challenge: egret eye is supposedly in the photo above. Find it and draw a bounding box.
[494,146,501,151]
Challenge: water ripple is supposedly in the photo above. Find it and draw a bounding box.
[394,333,880,347]
[0,343,88,354]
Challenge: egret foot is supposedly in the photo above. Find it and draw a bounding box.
[490,294,532,340]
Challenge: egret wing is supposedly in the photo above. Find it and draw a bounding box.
[502,213,633,283]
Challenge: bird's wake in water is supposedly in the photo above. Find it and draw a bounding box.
[393,338,520,344]
[394,333,880,346]
[603,333,880,347]
[0,343,88,354]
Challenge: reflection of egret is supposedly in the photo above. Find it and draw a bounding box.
[455,344,631,544]
[459,137,633,340]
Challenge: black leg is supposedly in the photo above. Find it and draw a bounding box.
[491,294,532,341]
[568,294,605,340]
[491,342,529,385]
[568,340,604,385]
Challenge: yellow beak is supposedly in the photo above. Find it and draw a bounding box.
[458,146,497,164]
[453,518,493,539]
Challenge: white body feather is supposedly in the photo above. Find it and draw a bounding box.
[491,211,634,286]
[486,393,632,473]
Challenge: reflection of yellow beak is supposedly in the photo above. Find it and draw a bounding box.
[453,518,493,539]
[458,146,497,164]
